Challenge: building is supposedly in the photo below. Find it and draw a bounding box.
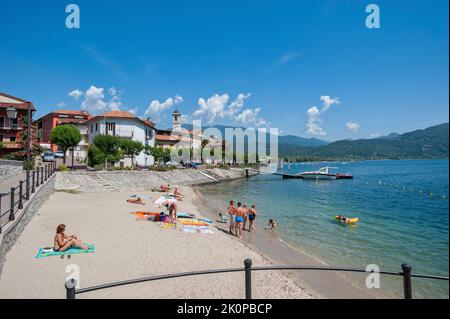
[155,110,226,163]
[35,110,91,160]
[87,110,156,167]
[0,92,36,157]
[155,110,202,150]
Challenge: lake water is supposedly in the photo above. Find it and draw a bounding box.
[198,160,449,298]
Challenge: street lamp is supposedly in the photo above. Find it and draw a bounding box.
[6,107,18,120]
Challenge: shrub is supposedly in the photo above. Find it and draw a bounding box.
[58,164,69,171]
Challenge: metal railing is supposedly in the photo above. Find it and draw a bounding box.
[64,259,449,299]
[0,161,56,233]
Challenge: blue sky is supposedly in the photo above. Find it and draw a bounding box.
[0,0,448,141]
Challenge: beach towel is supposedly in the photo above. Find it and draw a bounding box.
[182,228,214,234]
[36,244,95,258]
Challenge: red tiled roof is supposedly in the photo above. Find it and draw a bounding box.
[53,110,90,116]
[0,92,36,111]
[87,111,155,128]
[156,134,181,141]
[98,110,136,118]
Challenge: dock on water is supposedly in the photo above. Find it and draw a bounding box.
[274,172,303,179]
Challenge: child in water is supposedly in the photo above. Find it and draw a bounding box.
[268,219,277,230]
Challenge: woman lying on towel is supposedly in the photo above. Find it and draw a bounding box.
[127,197,145,205]
[54,224,88,252]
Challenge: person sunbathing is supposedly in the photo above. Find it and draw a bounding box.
[127,197,145,205]
[54,224,88,252]
[172,185,184,199]
[160,184,170,191]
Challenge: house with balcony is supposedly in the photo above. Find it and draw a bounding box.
[0,92,36,157]
[35,110,91,160]
[87,110,156,167]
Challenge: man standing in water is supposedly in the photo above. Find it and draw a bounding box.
[228,200,235,235]
[234,202,246,239]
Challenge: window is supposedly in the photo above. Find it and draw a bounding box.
[10,136,16,142]
[10,118,18,129]
[0,117,4,128]
[95,123,98,131]
[105,122,116,135]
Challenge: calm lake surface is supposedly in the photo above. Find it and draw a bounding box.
[199,160,449,298]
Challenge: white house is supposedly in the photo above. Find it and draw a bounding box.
[87,110,156,167]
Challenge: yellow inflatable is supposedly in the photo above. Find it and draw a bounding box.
[335,215,359,224]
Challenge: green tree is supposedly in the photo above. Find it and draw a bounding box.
[87,145,105,168]
[120,139,144,167]
[144,145,170,164]
[93,134,122,169]
[49,125,82,166]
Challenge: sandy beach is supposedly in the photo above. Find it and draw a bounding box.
[0,187,314,299]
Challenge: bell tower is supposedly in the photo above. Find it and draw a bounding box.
[172,109,181,131]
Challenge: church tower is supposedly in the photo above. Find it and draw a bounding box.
[172,109,182,131]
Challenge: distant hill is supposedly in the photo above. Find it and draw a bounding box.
[278,135,329,147]
[279,123,449,161]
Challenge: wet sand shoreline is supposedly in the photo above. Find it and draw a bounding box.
[192,185,392,299]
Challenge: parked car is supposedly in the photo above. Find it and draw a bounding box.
[54,150,65,159]
[41,152,55,162]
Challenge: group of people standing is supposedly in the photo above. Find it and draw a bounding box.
[227,200,257,238]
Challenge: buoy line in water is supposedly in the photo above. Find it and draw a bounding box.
[356,180,448,201]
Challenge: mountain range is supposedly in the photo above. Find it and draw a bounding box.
[180,123,448,161]
[279,123,449,161]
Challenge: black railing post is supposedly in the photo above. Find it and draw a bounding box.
[244,258,252,299]
[48,164,51,178]
[40,166,44,184]
[65,279,77,299]
[18,181,23,209]
[9,187,15,221]
[26,170,30,201]
[36,168,40,187]
[0,195,2,233]
[32,171,35,193]
[402,263,412,299]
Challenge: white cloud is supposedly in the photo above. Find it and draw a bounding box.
[68,89,83,101]
[128,107,139,115]
[193,93,266,127]
[305,95,340,136]
[235,108,266,126]
[144,95,184,121]
[81,86,107,113]
[369,132,381,138]
[305,106,326,136]
[57,102,66,108]
[108,87,117,96]
[68,86,127,114]
[226,93,252,117]
[320,95,340,112]
[346,121,361,133]
[194,94,230,123]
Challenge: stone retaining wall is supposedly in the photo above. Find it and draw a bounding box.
[55,168,256,192]
[0,160,23,184]
[0,175,56,277]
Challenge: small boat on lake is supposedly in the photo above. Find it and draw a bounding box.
[274,166,353,179]
[298,166,338,180]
